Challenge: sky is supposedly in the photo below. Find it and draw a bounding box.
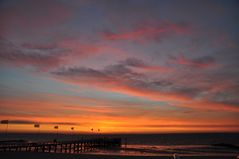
[0,0,239,133]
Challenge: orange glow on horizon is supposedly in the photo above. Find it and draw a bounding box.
[1,93,239,133]
[1,114,239,133]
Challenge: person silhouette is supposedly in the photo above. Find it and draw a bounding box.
[173,153,180,159]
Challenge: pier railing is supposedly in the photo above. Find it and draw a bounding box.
[0,138,121,153]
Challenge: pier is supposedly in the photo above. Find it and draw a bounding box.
[0,138,121,153]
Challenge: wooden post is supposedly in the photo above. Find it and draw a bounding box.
[35,146,38,152]
[64,144,67,153]
[73,143,76,153]
[81,141,83,152]
[69,143,71,153]
[42,145,45,152]
[60,144,63,152]
[54,144,57,153]
[49,145,51,152]
[77,142,80,153]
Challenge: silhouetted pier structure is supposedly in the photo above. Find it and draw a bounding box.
[0,138,121,153]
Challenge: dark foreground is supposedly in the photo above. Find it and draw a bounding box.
[0,152,237,159]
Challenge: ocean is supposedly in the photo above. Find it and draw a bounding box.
[1,132,239,156]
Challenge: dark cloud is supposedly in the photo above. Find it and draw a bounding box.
[0,37,65,70]
[1,120,78,125]
[54,57,147,82]
[120,57,145,67]
[52,59,201,99]
[105,64,132,75]
[53,63,145,89]
[192,56,215,65]
[150,81,173,87]
[209,90,239,107]
[149,80,202,98]
[52,54,239,112]
[172,86,202,98]
[53,56,199,96]
[54,67,107,78]
[116,124,239,128]
[105,64,144,80]
[171,55,216,68]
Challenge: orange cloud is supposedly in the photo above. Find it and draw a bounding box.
[1,92,239,133]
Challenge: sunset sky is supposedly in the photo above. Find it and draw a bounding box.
[0,0,239,133]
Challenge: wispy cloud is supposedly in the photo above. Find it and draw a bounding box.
[52,59,239,112]
[121,57,172,72]
[171,54,216,68]
[0,37,65,71]
[102,21,190,42]
[1,120,77,126]
[0,37,123,71]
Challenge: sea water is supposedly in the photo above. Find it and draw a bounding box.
[0,133,239,156]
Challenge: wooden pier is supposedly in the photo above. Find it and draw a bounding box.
[0,138,121,153]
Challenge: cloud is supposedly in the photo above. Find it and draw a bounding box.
[121,57,172,72]
[57,67,105,77]
[0,37,65,71]
[0,37,123,71]
[102,21,190,42]
[171,55,216,68]
[121,58,145,67]
[114,124,239,128]
[53,38,127,64]
[52,57,172,91]
[1,37,237,113]
[52,60,239,112]
[1,90,238,132]
[0,119,77,125]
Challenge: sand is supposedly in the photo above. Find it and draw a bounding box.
[0,152,237,159]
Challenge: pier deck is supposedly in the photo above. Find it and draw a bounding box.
[0,138,121,153]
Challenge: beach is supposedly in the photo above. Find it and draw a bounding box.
[0,152,237,159]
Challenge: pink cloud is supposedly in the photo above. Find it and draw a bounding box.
[57,38,124,58]
[56,76,239,113]
[102,21,190,41]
